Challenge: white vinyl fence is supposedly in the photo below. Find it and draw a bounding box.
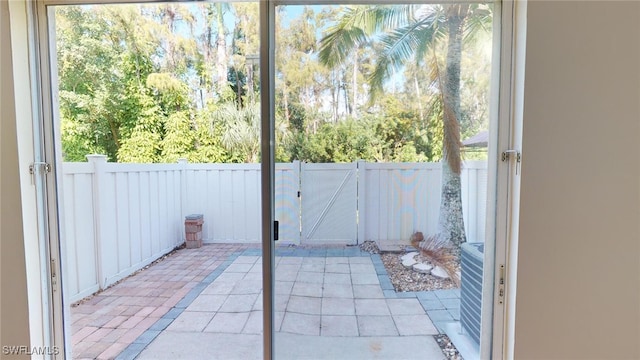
[359,161,487,247]
[61,156,487,302]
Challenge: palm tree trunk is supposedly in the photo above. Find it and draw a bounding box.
[343,71,351,115]
[352,49,358,116]
[438,5,469,254]
[331,71,339,122]
[414,74,424,120]
[215,4,227,95]
[283,87,290,123]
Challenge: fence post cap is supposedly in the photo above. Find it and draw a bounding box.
[177,158,188,164]
[185,214,203,220]
[86,154,108,162]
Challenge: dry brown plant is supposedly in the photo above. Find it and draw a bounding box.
[411,232,460,287]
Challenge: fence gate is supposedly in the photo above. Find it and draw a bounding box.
[275,162,302,244]
[300,162,358,244]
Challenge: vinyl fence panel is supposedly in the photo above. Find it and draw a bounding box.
[61,163,99,302]
[360,162,442,248]
[460,162,488,244]
[101,162,183,286]
[183,164,262,243]
[62,157,185,302]
[360,161,487,248]
[61,158,487,301]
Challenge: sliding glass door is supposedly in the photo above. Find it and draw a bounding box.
[35,0,515,358]
[265,1,512,359]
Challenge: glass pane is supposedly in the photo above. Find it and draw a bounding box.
[273,3,496,360]
[51,2,265,358]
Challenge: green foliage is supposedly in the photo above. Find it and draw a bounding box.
[56,4,235,163]
[117,126,162,163]
[212,103,261,163]
[161,112,195,163]
[425,98,445,162]
[375,96,431,162]
[190,110,231,163]
[55,4,491,168]
[60,116,108,162]
[288,120,378,163]
[147,73,190,113]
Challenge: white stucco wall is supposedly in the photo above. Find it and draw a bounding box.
[514,1,640,358]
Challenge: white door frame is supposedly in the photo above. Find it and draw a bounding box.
[259,1,277,358]
[29,1,69,358]
[495,1,527,358]
[28,1,524,359]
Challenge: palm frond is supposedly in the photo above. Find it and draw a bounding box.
[213,103,260,162]
[413,7,447,64]
[367,7,447,103]
[463,4,492,42]
[369,17,440,102]
[318,5,414,68]
[319,24,368,67]
[365,5,415,33]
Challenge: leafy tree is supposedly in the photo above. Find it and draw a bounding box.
[214,4,231,96]
[190,107,232,163]
[288,119,380,163]
[231,3,260,107]
[116,88,164,163]
[374,96,433,162]
[55,3,491,174]
[117,126,161,163]
[56,6,119,161]
[276,7,320,126]
[161,112,195,162]
[56,4,236,163]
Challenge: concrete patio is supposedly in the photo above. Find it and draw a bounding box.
[70,244,460,359]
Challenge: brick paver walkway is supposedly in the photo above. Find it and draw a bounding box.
[70,244,258,359]
[71,244,460,359]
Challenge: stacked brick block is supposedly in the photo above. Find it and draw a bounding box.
[185,214,204,249]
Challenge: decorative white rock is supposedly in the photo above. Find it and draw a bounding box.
[400,252,419,262]
[413,263,433,274]
[402,257,418,268]
[431,266,450,279]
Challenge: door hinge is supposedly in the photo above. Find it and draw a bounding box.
[498,264,505,305]
[501,150,521,162]
[501,150,521,174]
[30,162,52,184]
[51,258,58,291]
[29,162,51,175]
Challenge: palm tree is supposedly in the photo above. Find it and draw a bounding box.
[200,3,231,99]
[319,4,491,254]
[213,102,260,163]
[213,102,289,163]
[214,3,229,94]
